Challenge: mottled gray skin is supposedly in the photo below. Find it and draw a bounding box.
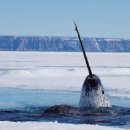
[79,74,111,108]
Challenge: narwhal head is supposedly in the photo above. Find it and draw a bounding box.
[78,52,111,108]
[79,73,111,108]
[78,47,111,107]
[74,20,111,108]
[83,74,104,94]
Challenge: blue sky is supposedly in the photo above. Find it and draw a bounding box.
[0,0,130,38]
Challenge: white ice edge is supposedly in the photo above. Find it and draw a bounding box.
[0,121,125,130]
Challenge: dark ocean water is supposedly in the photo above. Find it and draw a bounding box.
[0,88,130,129]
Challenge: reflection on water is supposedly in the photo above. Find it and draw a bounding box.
[0,88,80,109]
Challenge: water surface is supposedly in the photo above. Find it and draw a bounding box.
[0,88,130,129]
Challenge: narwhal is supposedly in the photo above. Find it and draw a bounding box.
[74,20,111,108]
[44,21,111,115]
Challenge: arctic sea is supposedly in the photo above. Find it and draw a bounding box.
[0,52,130,130]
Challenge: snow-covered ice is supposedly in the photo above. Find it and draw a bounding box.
[0,121,124,130]
[0,52,130,98]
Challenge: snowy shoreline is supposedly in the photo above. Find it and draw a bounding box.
[0,121,124,130]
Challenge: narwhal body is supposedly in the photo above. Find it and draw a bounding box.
[43,21,114,115]
[74,20,111,108]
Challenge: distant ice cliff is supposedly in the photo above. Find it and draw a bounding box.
[0,36,130,52]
